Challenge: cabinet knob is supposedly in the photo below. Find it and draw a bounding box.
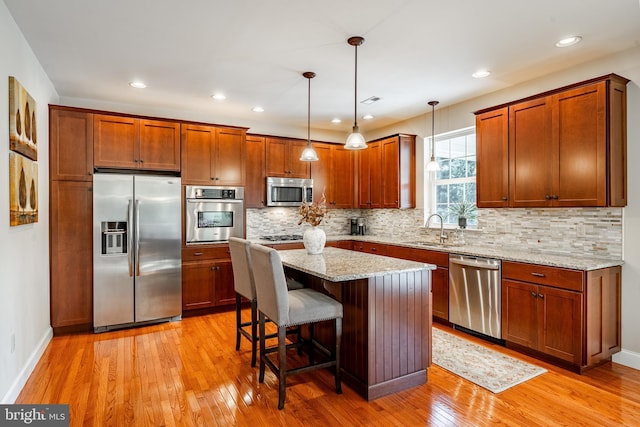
[139,159,144,163]
[531,291,537,298]
[538,293,544,299]
[545,195,551,200]
[502,196,508,201]
[552,195,559,200]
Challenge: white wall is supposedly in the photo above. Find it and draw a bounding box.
[371,46,640,368]
[0,2,59,402]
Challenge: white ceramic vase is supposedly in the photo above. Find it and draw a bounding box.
[303,226,326,254]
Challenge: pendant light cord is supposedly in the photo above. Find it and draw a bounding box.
[353,43,358,129]
[307,76,311,145]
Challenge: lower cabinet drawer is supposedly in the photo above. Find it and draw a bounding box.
[502,261,584,292]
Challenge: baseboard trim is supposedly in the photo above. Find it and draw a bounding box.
[613,348,640,371]
[1,326,53,403]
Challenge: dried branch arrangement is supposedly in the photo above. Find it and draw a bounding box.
[298,193,328,227]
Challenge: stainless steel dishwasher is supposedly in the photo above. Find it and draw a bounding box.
[449,255,502,339]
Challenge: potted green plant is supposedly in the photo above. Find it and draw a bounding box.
[448,201,477,229]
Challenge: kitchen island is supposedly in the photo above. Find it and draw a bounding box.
[278,247,436,400]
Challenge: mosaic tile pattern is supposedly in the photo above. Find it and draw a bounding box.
[246,206,623,259]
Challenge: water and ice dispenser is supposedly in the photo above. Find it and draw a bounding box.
[100,221,128,255]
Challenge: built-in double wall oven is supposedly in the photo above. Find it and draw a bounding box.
[185,185,244,244]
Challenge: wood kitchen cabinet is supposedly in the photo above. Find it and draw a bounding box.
[49,180,93,332]
[265,137,310,178]
[49,106,95,333]
[311,142,355,207]
[475,74,628,208]
[94,114,181,171]
[358,134,415,209]
[181,124,246,186]
[352,241,388,255]
[245,134,266,208]
[387,245,449,323]
[50,107,94,181]
[502,261,621,371]
[182,246,235,311]
[475,107,509,208]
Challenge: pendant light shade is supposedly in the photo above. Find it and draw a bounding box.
[426,100,440,172]
[300,71,319,162]
[345,36,367,150]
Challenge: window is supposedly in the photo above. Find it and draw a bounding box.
[425,126,476,227]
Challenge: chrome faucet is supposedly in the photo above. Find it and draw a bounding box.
[425,213,448,244]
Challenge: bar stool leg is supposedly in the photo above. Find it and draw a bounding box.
[235,293,242,351]
[259,312,266,383]
[278,325,287,410]
[250,299,258,367]
[335,317,342,394]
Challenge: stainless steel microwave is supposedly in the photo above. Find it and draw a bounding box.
[266,177,313,207]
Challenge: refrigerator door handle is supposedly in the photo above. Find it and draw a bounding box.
[128,199,134,277]
[135,199,141,276]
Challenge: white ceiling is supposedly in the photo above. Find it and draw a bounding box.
[5,0,640,136]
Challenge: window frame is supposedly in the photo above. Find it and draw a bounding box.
[425,126,476,228]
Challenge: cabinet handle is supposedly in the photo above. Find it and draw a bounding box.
[194,252,203,256]
[552,195,558,200]
[545,195,551,200]
[139,159,144,163]
[501,196,508,201]
[531,272,545,277]
[371,248,377,251]
[211,266,220,271]
[538,293,544,299]
[531,291,537,298]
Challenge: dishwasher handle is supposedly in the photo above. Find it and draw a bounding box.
[449,257,500,270]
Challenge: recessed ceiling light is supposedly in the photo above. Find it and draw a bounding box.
[211,93,226,100]
[252,106,264,113]
[472,70,491,78]
[129,81,147,89]
[555,36,582,48]
[331,118,342,124]
[363,114,374,120]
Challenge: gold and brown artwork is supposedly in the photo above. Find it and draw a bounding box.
[9,76,38,161]
[9,152,38,226]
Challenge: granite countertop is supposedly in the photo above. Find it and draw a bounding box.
[278,247,435,282]
[332,235,623,271]
[256,234,623,271]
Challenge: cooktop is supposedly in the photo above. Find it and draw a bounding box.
[260,234,303,242]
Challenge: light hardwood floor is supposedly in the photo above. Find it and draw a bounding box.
[17,310,640,426]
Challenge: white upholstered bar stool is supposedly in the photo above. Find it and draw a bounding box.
[228,237,261,367]
[249,243,343,410]
[228,237,305,367]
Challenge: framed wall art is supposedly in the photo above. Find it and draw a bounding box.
[9,151,38,226]
[9,76,38,161]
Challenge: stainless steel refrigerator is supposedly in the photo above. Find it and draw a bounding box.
[93,173,182,332]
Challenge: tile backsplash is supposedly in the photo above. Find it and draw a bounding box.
[247,207,623,259]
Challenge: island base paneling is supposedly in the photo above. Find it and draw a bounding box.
[286,267,431,400]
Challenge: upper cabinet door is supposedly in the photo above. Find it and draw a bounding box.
[215,127,246,186]
[94,115,139,169]
[330,145,355,208]
[552,82,607,207]
[181,124,216,185]
[49,108,93,181]
[287,139,311,178]
[475,107,509,208]
[381,137,400,208]
[245,135,266,208]
[139,119,181,171]
[310,143,332,202]
[509,97,553,207]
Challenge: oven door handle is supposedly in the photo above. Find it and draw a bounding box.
[186,199,244,204]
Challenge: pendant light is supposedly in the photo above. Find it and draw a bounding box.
[299,71,319,161]
[344,36,367,150]
[426,100,440,172]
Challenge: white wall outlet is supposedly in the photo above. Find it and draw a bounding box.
[486,220,496,232]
